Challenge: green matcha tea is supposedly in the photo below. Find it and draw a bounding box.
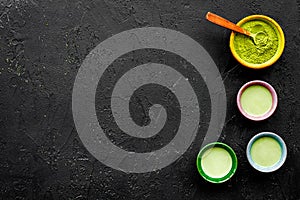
[241,85,272,116]
[201,147,232,178]
[250,137,282,167]
[233,19,279,64]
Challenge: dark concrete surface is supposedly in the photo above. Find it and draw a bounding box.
[0,0,300,199]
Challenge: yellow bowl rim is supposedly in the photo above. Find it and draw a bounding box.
[229,15,285,69]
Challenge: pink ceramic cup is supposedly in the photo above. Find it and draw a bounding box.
[237,80,278,121]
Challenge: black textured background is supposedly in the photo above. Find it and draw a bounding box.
[1,0,300,199]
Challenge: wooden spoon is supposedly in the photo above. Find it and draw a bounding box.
[206,12,267,45]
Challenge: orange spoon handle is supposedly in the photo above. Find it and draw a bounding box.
[206,12,251,36]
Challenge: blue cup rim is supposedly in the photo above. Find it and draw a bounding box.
[246,132,287,172]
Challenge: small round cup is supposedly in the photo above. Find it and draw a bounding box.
[246,132,287,172]
[229,15,285,69]
[196,142,238,183]
[237,80,278,121]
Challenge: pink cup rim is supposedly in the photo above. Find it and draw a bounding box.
[237,80,278,121]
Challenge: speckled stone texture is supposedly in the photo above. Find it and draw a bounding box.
[0,0,300,199]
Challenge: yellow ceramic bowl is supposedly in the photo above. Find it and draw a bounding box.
[229,15,285,69]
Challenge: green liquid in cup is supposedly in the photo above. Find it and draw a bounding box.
[201,147,232,178]
[251,137,281,167]
[241,85,272,116]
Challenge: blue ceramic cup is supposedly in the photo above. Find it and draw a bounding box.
[246,132,287,172]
